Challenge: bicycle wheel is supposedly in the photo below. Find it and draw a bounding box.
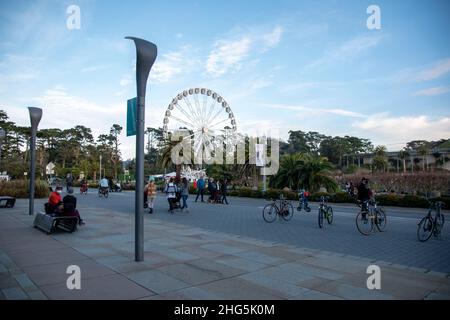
[375,208,387,232]
[263,204,277,223]
[326,207,333,224]
[98,190,102,198]
[417,216,434,242]
[434,213,445,236]
[356,211,373,235]
[305,205,311,213]
[318,208,324,228]
[104,191,109,198]
[281,203,294,221]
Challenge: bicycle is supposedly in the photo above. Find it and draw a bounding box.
[98,187,109,198]
[318,196,334,228]
[80,183,88,195]
[263,195,294,223]
[417,200,445,242]
[355,199,387,235]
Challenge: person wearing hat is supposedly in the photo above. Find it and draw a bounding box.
[63,188,85,225]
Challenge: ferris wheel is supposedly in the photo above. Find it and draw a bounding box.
[163,88,237,158]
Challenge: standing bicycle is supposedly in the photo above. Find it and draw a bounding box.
[263,195,294,223]
[318,195,334,228]
[417,200,445,242]
[355,199,387,235]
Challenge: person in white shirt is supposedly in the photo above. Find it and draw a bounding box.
[100,177,109,193]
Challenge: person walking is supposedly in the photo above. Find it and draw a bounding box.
[180,177,189,212]
[164,178,178,214]
[221,179,229,205]
[65,173,74,192]
[195,176,205,202]
[146,178,157,214]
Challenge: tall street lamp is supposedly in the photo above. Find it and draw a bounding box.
[126,36,157,262]
[28,107,43,216]
[0,128,5,173]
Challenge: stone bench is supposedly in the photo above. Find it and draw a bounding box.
[33,212,79,234]
[0,196,16,208]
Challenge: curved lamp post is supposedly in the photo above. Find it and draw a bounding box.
[126,36,157,261]
[28,107,43,215]
[0,128,5,173]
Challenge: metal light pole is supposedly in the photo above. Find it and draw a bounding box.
[126,36,157,262]
[0,128,5,173]
[28,107,43,216]
[99,154,102,179]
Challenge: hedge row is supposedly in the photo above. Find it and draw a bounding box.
[186,185,449,209]
[0,180,50,198]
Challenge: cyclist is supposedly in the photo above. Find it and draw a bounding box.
[99,177,109,195]
[299,189,310,209]
[357,177,372,219]
[80,178,88,193]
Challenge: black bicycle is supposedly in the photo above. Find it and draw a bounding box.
[355,199,387,235]
[98,187,109,198]
[318,196,333,228]
[417,200,445,242]
[263,195,294,223]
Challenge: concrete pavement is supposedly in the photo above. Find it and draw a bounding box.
[1,196,449,300]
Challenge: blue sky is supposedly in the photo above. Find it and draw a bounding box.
[1,0,449,159]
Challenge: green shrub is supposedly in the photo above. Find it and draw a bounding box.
[331,192,355,203]
[398,195,429,208]
[310,192,329,202]
[375,194,400,206]
[0,180,50,198]
[251,190,263,198]
[238,187,253,198]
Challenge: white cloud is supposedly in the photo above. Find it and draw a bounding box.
[414,86,450,96]
[206,37,252,77]
[416,58,450,82]
[353,113,450,148]
[150,52,185,83]
[281,81,345,92]
[119,74,131,87]
[262,26,283,50]
[265,104,365,118]
[308,34,384,68]
[81,65,108,73]
[206,25,283,77]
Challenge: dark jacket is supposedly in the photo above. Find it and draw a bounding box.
[357,182,370,201]
[63,194,77,213]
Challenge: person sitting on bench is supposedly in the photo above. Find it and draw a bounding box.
[63,188,85,225]
[46,186,63,214]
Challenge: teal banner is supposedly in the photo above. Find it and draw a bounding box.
[127,97,137,136]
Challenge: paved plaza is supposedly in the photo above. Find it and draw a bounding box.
[1,191,449,300]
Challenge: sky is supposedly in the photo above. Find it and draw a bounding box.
[0,0,449,159]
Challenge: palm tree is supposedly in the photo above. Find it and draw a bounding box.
[398,149,409,173]
[297,153,338,192]
[270,153,302,190]
[271,153,337,192]
[417,144,429,171]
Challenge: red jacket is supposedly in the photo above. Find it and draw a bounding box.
[48,192,62,206]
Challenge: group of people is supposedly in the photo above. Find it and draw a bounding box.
[46,186,85,225]
[163,177,190,214]
[194,177,229,205]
